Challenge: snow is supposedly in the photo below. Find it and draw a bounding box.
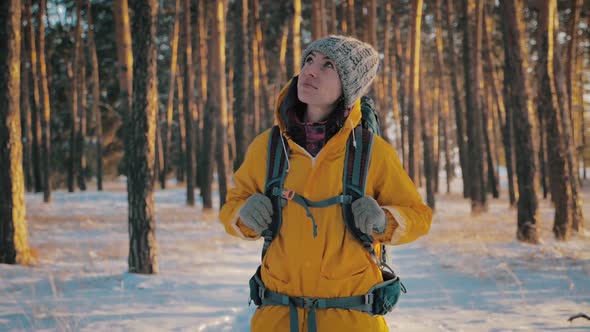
[1,177,590,331]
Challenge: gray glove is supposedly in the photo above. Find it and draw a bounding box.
[352,196,387,235]
[239,193,274,234]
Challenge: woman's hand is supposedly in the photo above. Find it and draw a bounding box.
[352,196,386,235]
[239,193,274,234]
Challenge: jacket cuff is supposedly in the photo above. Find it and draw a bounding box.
[230,205,261,240]
[374,206,407,245]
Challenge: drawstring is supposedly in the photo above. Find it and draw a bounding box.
[280,133,290,173]
[350,119,357,149]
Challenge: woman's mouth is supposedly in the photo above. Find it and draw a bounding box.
[301,82,317,89]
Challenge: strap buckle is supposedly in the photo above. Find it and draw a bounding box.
[364,293,374,305]
[281,189,295,201]
[301,297,319,309]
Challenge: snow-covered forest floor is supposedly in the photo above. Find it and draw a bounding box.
[1,177,589,331]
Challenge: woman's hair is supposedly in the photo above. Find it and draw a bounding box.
[278,76,347,140]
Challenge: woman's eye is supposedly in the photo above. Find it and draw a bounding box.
[324,62,334,69]
[305,56,313,64]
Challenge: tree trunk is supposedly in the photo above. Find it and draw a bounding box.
[253,0,272,130]
[114,0,133,178]
[227,35,236,167]
[195,0,207,192]
[20,34,33,193]
[383,0,392,140]
[367,0,390,142]
[278,22,289,85]
[182,0,196,206]
[200,17,217,209]
[163,0,180,190]
[500,0,539,243]
[0,0,33,265]
[483,9,517,206]
[408,0,423,183]
[392,0,405,164]
[565,0,583,130]
[348,0,356,37]
[537,0,574,240]
[321,0,328,37]
[312,0,324,40]
[538,113,549,198]
[292,0,301,76]
[501,70,519,206]
[444,0,469,198]
[483,84,499,198]
[226,2,236,166]
[87,0,103,191]
[114,0,133,114]
[38,0,52,203]
[442,90,453,194]
[127,0,159,274]
[250,0,261,134]
[25,0,42,193]
[155,119,164,189]
[389,16,402,154]
[176,67,186,183]
[78,7,88,192]
[578,53,586,180]
[420,65,435,209]
[463,0,487,213]
[329,0,337,34]
[340,0,348,34]
[234,0,249,170]
[212,0,231,209]
[68,1,82,193]
[552,16,584,234]
[434,0,447,193]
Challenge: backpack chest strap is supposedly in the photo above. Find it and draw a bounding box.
[271,187,353,238]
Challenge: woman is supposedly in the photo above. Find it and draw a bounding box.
[219,35,432,332]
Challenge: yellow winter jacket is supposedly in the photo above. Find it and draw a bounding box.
[219,82,432,332]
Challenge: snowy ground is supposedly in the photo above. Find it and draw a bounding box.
[1,177,590,331]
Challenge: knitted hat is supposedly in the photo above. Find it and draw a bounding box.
[301,35,380,109]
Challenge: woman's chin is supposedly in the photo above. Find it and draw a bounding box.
[297,93,313,104]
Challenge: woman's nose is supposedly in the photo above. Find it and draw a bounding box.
[303,63,318,78]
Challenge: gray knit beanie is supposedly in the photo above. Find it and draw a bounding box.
[301,35,379,109]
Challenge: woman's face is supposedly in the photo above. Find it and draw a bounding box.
[297,51,342,108]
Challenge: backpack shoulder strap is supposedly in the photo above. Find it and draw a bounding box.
[342,126,380,261]
[261,126,289,259]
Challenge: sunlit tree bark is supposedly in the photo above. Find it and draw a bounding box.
[38,0,52,203]
[127,0,159,274]
[408,0,423,182]
[0,0,34,265]
[212,0,231,209]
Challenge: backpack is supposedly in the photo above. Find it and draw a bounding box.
[360,95,381,136]
[248,97,405,332]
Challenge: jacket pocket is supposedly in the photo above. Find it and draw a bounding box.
[320,243,371,280]
[261,240,291,285]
